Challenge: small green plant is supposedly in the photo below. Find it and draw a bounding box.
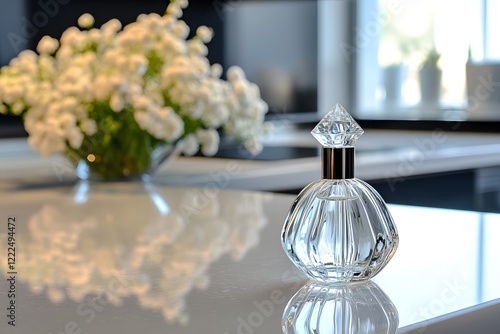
[467,45,473,63]
[421,48,441,68]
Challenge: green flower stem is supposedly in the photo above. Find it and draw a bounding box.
[67,106,164,180]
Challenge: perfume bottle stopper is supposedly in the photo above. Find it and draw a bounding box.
[311,103,363,179]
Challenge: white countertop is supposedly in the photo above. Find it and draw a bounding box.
[0,181,499,333]
[1,129,500,191]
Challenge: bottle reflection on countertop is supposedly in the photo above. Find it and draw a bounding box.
[282,280,399,334]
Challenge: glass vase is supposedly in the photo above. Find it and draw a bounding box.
[70,142,179,181]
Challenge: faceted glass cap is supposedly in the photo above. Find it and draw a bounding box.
[311,103,364,148]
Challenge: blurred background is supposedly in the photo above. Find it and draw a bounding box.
[1,0,500,136]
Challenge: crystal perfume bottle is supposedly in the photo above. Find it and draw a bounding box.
[281,104,398,282]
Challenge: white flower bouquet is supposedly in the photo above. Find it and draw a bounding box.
[0,0,268,179]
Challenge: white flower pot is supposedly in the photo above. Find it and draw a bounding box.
[383,65,407,105]
[419,67,442,104]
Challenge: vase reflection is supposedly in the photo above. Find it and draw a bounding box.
[282,280,399,334]
[0,181,269,324]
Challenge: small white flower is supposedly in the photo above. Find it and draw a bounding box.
[210,64,223,78]
[36,36,59,55]
[55,45,73,60]
[101,18,122,33]
[109,94,125,112]
[181,134,199,156]
[166,3,183,18]
[162,108,184,141]
[81,119,97,135]
[196,26,213,43]
[171,21,190,39]
[187,40,208,56]
[60,27,87,50]
[66,127,84,149]
[136,13,149,22]
[93,76,112,101]
[78,13,95,29]
[88,28,101,43]
[196,128,219,156]
[177,0,189,9]
[11,101,25,114]
[227,66,246,82]
[129,54,148,76]
[134,111,149,129]
[244,137,263,156]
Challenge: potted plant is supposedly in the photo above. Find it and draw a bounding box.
[466,46,500,114]
[419,48,442,105]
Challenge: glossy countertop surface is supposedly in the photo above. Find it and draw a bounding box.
[0,181,500,333]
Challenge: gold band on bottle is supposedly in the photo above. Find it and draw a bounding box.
[321,147,355,179]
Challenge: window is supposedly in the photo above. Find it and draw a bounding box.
[354,0,500,121]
